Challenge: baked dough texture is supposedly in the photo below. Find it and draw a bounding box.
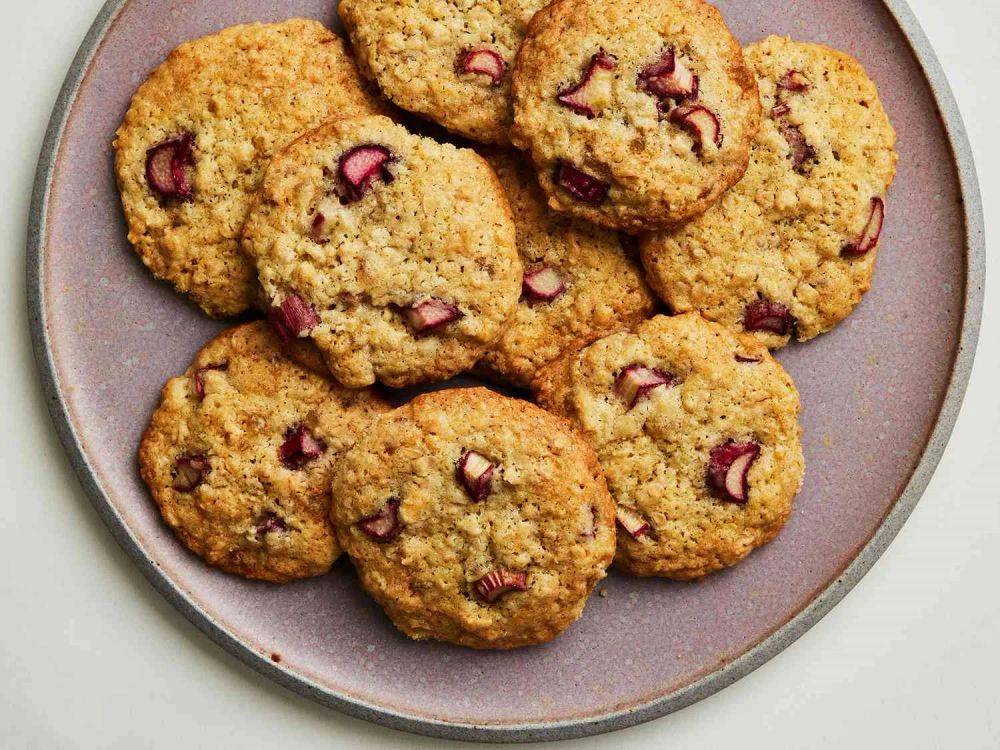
[640,37,898,347]
[533,314,804,579]
[115,20,386,317]
[139,322,389,582]
[331,388,616,648]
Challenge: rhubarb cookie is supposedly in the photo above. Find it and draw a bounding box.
[640,37,898,347]
[533,314,804,580]
[475,149,656,388]
[139,321,389,582]
[339,0,547,144]
[330,388,616,649]
[510,0,761,231]
[241,116,522,389]
[114,19,386,318]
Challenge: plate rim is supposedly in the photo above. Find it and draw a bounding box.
[26,0,986,742]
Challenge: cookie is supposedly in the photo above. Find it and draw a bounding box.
[339,0,547,144]
[138,322,389,582]
[241,115,522,389]
[510,0,761,231]
[640,37,898,347]
[330,388,616,649]
[533,314,804,580]
[475,149,657,388]
[114,20,387,318]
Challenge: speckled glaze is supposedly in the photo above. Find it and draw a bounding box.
[27,0,984,742]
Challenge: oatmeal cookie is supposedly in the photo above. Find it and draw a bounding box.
[330,388,616,648]
[533,314,804,579]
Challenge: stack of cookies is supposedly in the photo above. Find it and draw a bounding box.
[119,0,896,650]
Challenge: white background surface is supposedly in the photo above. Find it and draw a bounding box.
[1,1,996,747]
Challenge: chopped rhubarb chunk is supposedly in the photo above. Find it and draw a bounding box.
[457,48,506,86]
[194,363,228,400]
[268,293,320,343]
[172,454,209,492]
[744,299,793,335]
[555,163,609,205]
[403,299,463,334]
[456,450,496,502]
[279,424,326,469]
[616,507,650,540]
[474,569,528,603]
[771,101,791,118]
[842,197,885,256]
[358,499,403,542]
[639,48,699,101]
[735,354,762,364]
[337,145,394,203]
[582,505,599,538]
[707,440,760,503]
[779,69,812,92]
[669,104,722,153]
[614,365,673,408]
[255,512,287,536]
[557,51,616,117]
[146,133,195,200]
[522,266,567,303]
[310,212,328,242]
[778,121,816,172]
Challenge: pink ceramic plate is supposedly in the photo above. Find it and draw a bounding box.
[28,0,984,742]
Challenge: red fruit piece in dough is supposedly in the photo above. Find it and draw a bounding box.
[842,197,885,256]
[555,163,609,205]
[403,299,463,334]
[614,365,673,408]
[457,48,506,86]
[268,293,321,343]
[616,507,650,540]
[744,299,793,335]
[337,145,394,203]
[639,48,698,101]
[194,363,227,400]
[172,454,209,492]
[457,450,496,502]
[669,104,723,153]
[474,569,528,603]
[522,266,567,303]
[557,51,616,117]
[707,440,760,503]
[778,121,816,172]
[358,499,403,542]
[255,512,287,536]
[778,69,812,93]
[279,424,326,469]
[146,133,195,200]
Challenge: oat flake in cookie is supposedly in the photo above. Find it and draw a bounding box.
[339,0,548,144]
[242,116,522,389]
[114,20,387,318]
[330,388,616,649]
[533,314,804,580]
[139,322,390,583]
[640,37,898,348]
[475,149,656,388]
[510,0,761,231]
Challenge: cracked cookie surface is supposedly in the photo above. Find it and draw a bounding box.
[139,322,389,582]
[475,149,656,388]
[533,314,804,580]
[640,37,898,348]
[330,388,616,648]
[114,20,386,318]
[510,0,760,231]
[242,116,522,389]
[339,0,548,144]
